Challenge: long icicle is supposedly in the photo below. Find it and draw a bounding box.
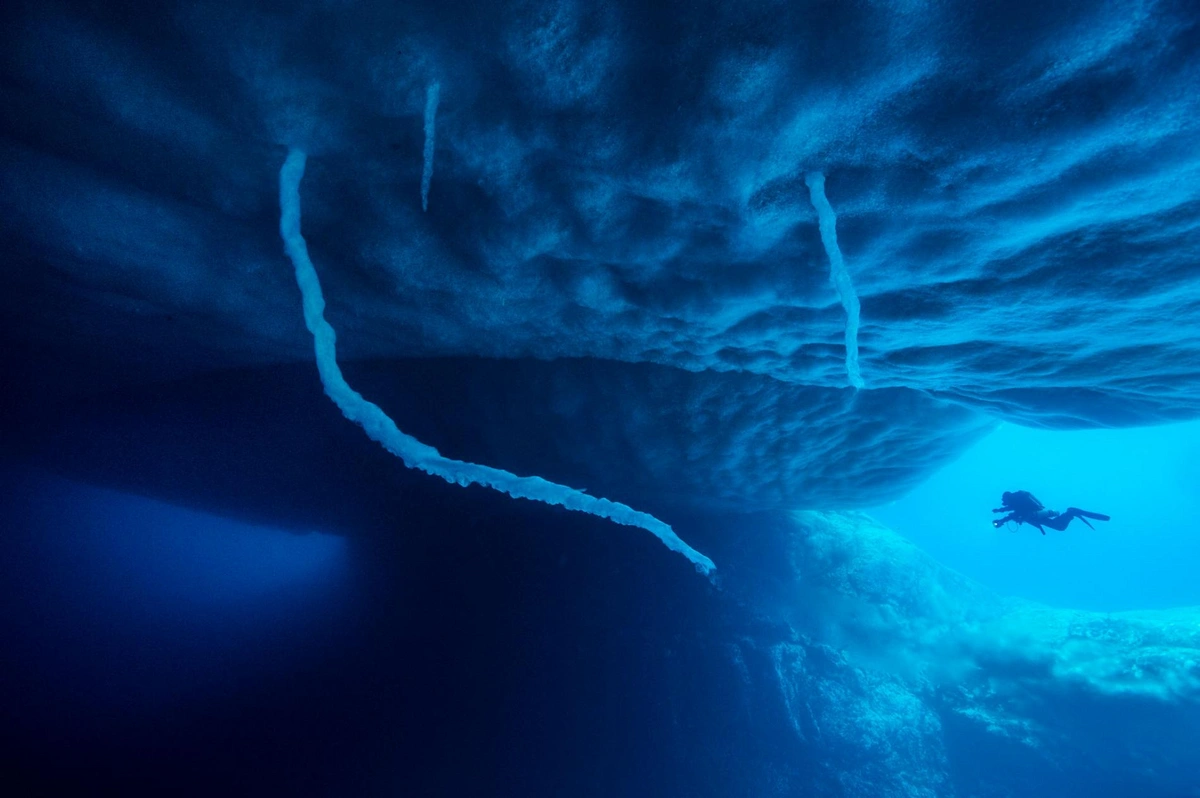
[805,171,864,389]
[420,82,439,212]
[279,148,715,575]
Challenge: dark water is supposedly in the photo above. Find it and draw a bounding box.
[5,438,1198,796]
[0,462,810,796]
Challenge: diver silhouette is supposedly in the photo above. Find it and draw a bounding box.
[991,490,1110,535]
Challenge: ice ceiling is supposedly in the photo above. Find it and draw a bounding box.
[2,0,1199,534]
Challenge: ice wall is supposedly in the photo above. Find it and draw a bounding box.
[2,0,1199,519]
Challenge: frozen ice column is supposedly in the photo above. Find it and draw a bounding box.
[806,172,864,389]
[421,82,439,212]
[278,148,715,576]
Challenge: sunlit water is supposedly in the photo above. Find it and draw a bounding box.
[871,419,1200,611]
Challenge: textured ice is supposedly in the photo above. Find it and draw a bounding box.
[786,511,1200,704]
[763,510,1200,794]
[4,3,1200,793]
[1,0,1199,510]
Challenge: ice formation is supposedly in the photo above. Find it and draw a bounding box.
[421,82,439,212]
[5,0,1200,560]
[805,172,863,390]
[279,148,715,575]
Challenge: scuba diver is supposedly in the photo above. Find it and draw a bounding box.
[991,490,1110,535]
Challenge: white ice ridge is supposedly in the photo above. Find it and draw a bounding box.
[421,82,440,211]
[805,172,864,389]
[278,149,715,576]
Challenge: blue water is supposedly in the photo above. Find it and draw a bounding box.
[2,0,1200,793]
[872,419,1200,611]
[0,467,352,723]
[0,461,762,795]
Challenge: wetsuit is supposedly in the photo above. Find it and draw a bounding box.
[992,491,1110,534]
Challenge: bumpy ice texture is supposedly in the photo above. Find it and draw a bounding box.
[3,0,1200,513]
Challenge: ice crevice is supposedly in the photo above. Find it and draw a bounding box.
[278,148,715,576]
[805,172,864,390]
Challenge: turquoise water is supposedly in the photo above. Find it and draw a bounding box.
[872,419,1200,611]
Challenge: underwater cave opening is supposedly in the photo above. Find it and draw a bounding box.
[868,418,1200,612]
[0,464,354,730]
